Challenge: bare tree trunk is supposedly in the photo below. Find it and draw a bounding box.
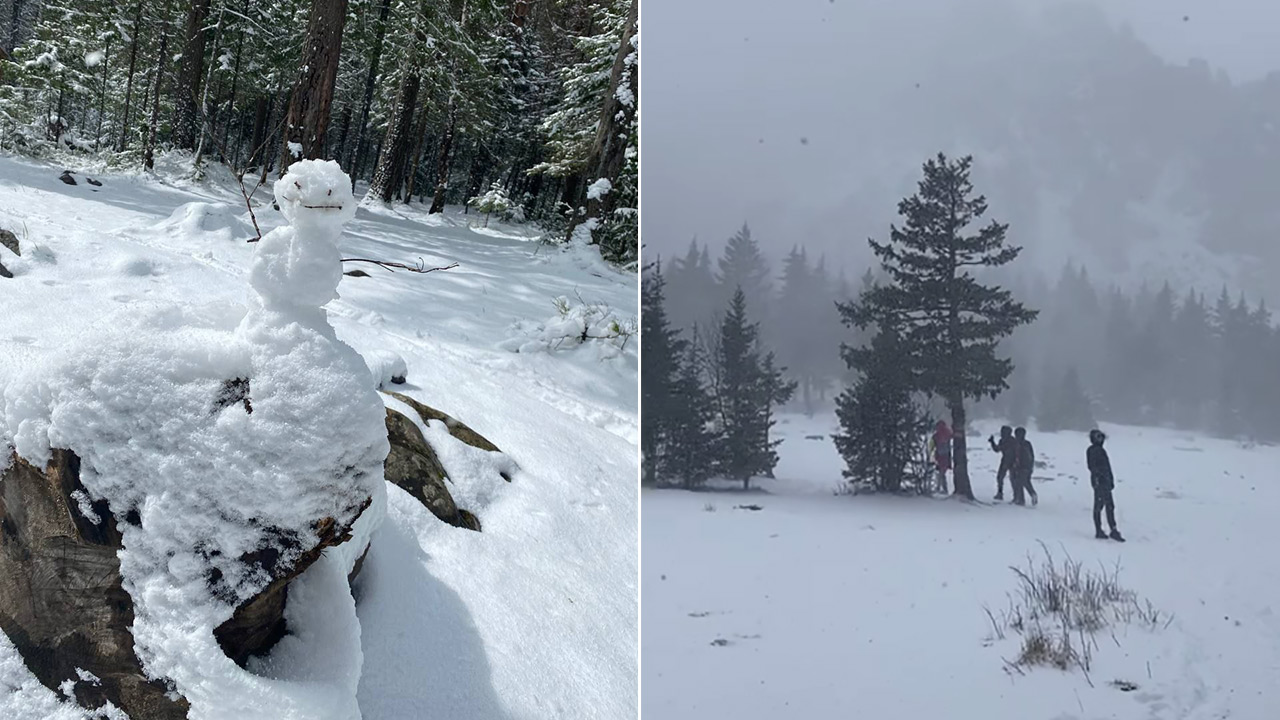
[570,0,637,242]
[402,115,430,203]
[948,398,973,499]
[118,0,144,151]
[246,94,270,169]
[427,101,457,214]
[174,0,212,150]
[333,104,352,168]
[279,0,350,175]
[193,5,226,167]
[144,31,169,171]
[348,0,392,179]
[94,38,110,151]
[368,68,420,203]
[217,0,248,162]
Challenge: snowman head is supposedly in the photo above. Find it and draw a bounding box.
[273,159,357,234]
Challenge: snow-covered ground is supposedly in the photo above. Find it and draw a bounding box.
[643,413,1279,720]
[0,153,637,719]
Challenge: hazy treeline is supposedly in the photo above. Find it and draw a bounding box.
[657,228,1280,444]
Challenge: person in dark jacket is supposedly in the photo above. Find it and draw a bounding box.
[1011,427,1038,506]
[988,425,1015,500]
[1087,429,1124,541]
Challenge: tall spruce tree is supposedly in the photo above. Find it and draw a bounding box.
[640,263,685,486]
[844,153,1037,500]
[711,287,795,489]
[775,245,820,414]
[834,321,929,492]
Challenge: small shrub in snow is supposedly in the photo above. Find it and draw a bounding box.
[702,503,716,512]
[469,182,511,228]
[988,543,1167,679]
[500,295,636,359]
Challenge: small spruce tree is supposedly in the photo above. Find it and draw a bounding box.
[711,287,796,489]
[662,328,718,488]
[834,322,930,492]
[469,182,512,227]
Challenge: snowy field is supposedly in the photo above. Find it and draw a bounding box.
[643,413,1279,720]
[0,153,637,719]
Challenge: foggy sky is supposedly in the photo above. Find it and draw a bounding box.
[642,0,1280,278]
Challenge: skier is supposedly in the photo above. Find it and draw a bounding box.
[1011,427,1038,506]
[988,425,1015,500]
[930,420,953,494]
[1087,429,1124,541]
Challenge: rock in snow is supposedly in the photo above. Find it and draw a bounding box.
[0,228,18,256]
[364,349,408,388]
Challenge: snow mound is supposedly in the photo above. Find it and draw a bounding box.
[1,160,387,720]
[154,202,254,243]
[363,349,407,388]
[500,296,636,360]
[112,255,161,277]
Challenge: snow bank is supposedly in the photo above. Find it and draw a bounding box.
[1,160,386,720]
[500,295,636,361]
[154,202,254,244]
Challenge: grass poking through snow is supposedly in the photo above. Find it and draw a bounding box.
[986,542,1170,684]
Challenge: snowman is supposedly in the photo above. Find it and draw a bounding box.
[247,159,358,315]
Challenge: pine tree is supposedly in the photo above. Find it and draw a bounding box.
[775,245,817,414]
[663,328,717,489]
[1037,366,1094,432]
[1211,288,1248,438]
[1100,288,1140,423]
[640,264,685,486]
[664,238,716,334]
[843,153,1037,500]
[716,223,772,323]
[834,322,929,492]
[1170,289,1212,429]
[711,287,795,489]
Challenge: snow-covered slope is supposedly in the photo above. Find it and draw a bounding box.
[0,154,637,719]
[643,413,1279,720]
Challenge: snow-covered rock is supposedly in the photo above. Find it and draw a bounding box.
[363,349,407,388]
[0,159,387,720]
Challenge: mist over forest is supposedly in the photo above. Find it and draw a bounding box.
[645,0,1280,305]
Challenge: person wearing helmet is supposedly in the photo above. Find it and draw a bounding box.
[1011,427,1037,506]
[988,425,1015,500]
[1087,429,1124,541]
[931,420,953,494]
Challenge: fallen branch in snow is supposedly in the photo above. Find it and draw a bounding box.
[339,258,459,274]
